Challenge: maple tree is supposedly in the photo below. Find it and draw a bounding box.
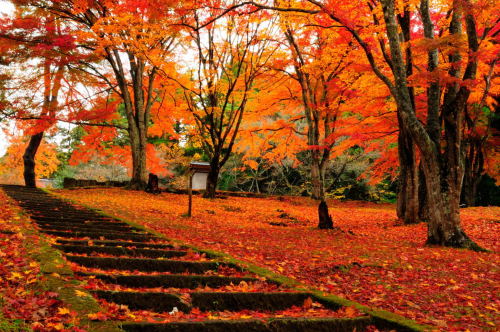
[367,0,497,247]
[234,5,401,227]
[18,0,182,189]
[276,12,368,228]
[279,13,340,203]
[0,5,76,187]
[0,1,127,188]
[240,0,499,248]
[170,4,279,198]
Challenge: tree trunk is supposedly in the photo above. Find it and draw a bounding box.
[203,164,220,198]
[23,132,44,188]
[422,158,483,250]
[128,129,148,190]
[310,154,325,200]
[318,200,334,229]
[461,139,483,206]
[396,116,419,224]
[417,164,429,222]
[418,103,483,250]
[379,0,483,250]
[461,172,477,207]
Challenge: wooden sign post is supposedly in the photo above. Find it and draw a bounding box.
[187,170,194,217]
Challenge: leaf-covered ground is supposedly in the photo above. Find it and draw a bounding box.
[0,190,85,331]
[55,188,499,330]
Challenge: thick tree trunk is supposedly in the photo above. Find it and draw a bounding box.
[379,0,483,250]
[396,117,419,224]
[128,129,148,190]
[23,132,44,188]
[422,159,483,250]
[318,200,334,229]
[310,154,326,200]
[417,125,484,250]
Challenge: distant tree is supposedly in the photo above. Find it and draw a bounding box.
[0,7,77,187]
[177,7,279,198]
[0,135,59,185]
[21,0,181,189]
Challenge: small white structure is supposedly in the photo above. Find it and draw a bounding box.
[190,161,211,190]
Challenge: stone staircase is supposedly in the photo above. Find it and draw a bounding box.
[1,185,403,331]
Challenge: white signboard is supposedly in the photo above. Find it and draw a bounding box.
[192,172,208,190]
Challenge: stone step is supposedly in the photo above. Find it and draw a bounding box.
[18,203,77,209]
[55,245,188,259]
[37,220,130,227]
[92,290,190,312]
[56,239,179,249]
[40,224,144,234]
[92,291,315,313]
[191,292,316,312]
[35,217,112,224]
[78,273,258,289]
[31,214,110,221]
[43,230,157,241]
[120,317,372,332]
[65,255,229,273]
[30,210,109,216]
[8,193,63,199]
[20,206,83,213]
[36,221,132,231]
[15,200,81,206]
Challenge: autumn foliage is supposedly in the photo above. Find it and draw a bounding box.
[56,188,499,330]
[0,0,499,330]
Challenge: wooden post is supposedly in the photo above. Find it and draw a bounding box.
[187,171,193,217]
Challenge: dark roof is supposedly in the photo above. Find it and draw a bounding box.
[190,161,211,171]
